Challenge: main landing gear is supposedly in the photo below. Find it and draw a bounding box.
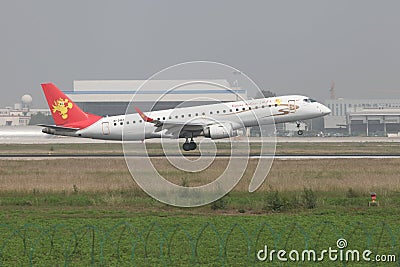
[296,121,303,136]
[183,137,197,151]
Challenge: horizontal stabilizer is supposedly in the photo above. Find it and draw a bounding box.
[38,124,79,132]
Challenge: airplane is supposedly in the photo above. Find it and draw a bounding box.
[40,83,331,151]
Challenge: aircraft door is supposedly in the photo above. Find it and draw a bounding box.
[102,122,110,135]
[288,100,296,113]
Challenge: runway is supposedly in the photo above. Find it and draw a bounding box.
[1,153,400,160]
[1,127,400,144]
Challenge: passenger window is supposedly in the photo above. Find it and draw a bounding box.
[249,107,251,110]
[120,122,123,125]
[216,111,219,114]
[210,111,213,115]
[223,110,226,113]
[230,109,232,112]
[181,115,184,118]
[163,117,165,120]
[202,112,205,115]
[188,114,191,117]
[133,121,136,123]
[242,107,245,111]
[139,120,142,123]
[114,123,117,126]
[236,108,239,111]
[195,113,198,116]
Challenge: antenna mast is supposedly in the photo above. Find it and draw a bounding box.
[329,81,336,100]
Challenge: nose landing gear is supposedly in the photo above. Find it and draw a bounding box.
[183,137,197,151]
[296,121,303,135]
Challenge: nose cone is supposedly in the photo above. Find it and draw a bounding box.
[320,104,331,115]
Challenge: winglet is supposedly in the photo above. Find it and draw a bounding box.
[134,107,154,123]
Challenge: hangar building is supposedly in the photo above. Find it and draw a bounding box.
[347,109,400,136]
[324,98,400,136]
[65,80,247,116]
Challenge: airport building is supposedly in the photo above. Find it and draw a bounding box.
[65,80,247,116]
[0,106,31,126]
[324,98,400,136]
[0,95,51,126]
[348,109,400,136]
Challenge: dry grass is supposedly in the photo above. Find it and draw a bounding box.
[0,158,399,194]
[262,158,400,192]
[275,142,400,155]
[0,159,133,193]
[1,142,400,155]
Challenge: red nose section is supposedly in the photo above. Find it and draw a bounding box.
[41,83,101,129]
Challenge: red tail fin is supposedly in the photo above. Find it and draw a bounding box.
[41,83,101,129]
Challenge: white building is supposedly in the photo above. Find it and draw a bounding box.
[0,95,51,126]
[0,105,30,126]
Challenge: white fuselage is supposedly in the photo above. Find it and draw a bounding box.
[76,95,330,141]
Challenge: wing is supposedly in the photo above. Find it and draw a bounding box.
[135,107,214,138]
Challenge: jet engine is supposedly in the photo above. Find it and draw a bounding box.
[203,123,237,139]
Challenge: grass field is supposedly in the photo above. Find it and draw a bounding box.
[0,143,400,265]
[1,141,400,155]
[1,158,399,195]
[1,209,399,266]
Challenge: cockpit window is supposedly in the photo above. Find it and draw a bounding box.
[303,98,317,103]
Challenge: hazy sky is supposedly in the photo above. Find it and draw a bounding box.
[1,0,399,107]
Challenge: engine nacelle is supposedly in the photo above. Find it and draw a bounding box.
[203,123,237,139]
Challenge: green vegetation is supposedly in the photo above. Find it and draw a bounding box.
[0,169,399,266]
[0,195,399,266]
[28,112,54,125]
[210,195,229,210]
[1,143,400,265]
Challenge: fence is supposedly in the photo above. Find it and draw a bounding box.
[0,221,399,266]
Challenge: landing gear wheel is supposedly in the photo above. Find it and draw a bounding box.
[296,121,303,136]
[183,142,191,151]
[183,137,197,151]
[189,141,197,150]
